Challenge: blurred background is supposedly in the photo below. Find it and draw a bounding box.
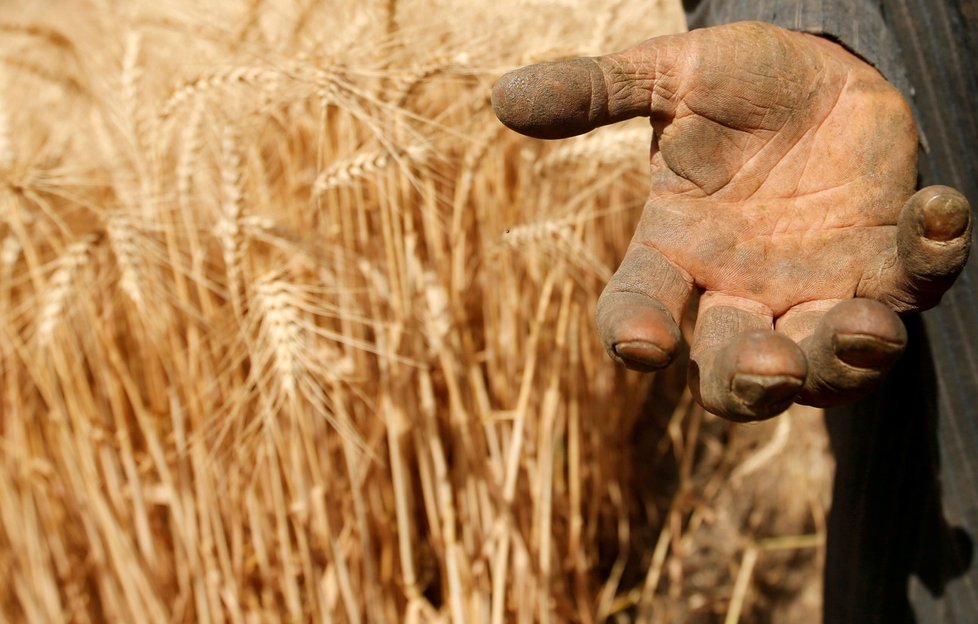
[0,1,831,621]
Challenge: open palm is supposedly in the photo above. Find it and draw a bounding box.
[493,22,972,420]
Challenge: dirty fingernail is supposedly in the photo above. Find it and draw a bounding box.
[731,373,802,414]
[920,190,970,242]
[834,333,905,369]
[613,340,672,370]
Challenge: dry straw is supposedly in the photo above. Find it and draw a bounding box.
[0,93,13,172]
[0,1,831,622]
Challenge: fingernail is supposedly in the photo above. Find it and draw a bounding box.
[833,333,904,369]
[921,192,970,242]
[613,341,672,370]
[731,373,802,414]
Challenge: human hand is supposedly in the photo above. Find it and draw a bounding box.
[491,21,972,421]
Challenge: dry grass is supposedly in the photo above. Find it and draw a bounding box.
[0,1,832,622]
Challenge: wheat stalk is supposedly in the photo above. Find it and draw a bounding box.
[175,99,203,206]
[160,65,283,119]
[312,144,430,196]
[1,234,20,271]
[253,277,303,400]
[0,21,75,52]
[107,213,146,311]
[216,124,247,317]
[0,55,86,95]
[0,91,13,171]
[0,114,11,172]
[121,31,144,143]
[36,235,96,345]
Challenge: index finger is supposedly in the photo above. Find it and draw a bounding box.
[490,33,684,139]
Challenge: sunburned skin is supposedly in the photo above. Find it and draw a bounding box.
[492,21,972,421]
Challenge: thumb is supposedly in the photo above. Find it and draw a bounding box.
[491,32,685,139]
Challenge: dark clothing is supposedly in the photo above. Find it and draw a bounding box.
[685,0,912,96]
[685,1,978,622]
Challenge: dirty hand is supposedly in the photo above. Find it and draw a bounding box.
[491,21,972,421]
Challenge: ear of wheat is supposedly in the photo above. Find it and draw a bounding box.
[36,235,96,346]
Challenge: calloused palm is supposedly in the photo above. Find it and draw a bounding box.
[492,21,971,420]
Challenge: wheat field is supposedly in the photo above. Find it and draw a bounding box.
[0,1,832,622]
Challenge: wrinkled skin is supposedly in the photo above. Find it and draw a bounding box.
[492,22,972,421]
